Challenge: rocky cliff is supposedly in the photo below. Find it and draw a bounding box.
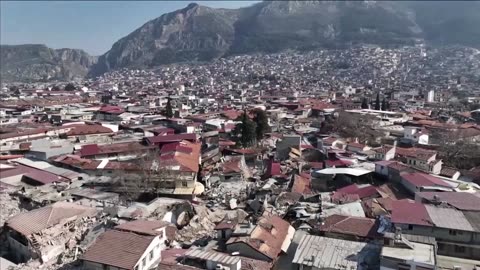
[3,1,480,81]
[91,1,480,76]
[1,44,97,82]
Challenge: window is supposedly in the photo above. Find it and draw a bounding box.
[142,258,146,267]
[408,225,413,230]
[149,250,153,261]
[437,243,445,251]
[455,245,466,253]
[134,266,139,270]
[449,229,457,236]
[182,181,188,187]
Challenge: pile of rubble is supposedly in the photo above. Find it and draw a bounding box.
[175,204,248,245]
[0,193,24,224]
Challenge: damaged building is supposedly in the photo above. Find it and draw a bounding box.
[4,201,97,264]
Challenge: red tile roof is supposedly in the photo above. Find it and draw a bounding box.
[82,230,155,269]
[401,172,451,188]
[314,214,381,239]
[416,192,480,211]
[227,215,291,261]
[159,141,201,173]
[7,202,96,236]
[347,142,366,149]
[0,154,24,160]
[65,124,113,136]
[325,159,352,167]
[80,142,155,157]
[386,161,412,172]
[80,144,100,156]
[160,248,189,266]
[98,105,124,114]
[391,200,433,226]
[147,133,197,145]
[440,166,459,178]
[161,142,193,155]
[214,220,238,230]
[115,220,170,236]
[22,170,69,185]
[334,184,380,200]
[222,157,243,174]
[395,147,437,161]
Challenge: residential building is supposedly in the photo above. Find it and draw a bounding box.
[82,220,169,270]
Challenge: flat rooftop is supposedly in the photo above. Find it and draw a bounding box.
[382,242,435,266]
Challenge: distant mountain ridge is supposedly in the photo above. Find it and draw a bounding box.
[2,1,480,82]
[1,44,97,82]
[89,0,480,76]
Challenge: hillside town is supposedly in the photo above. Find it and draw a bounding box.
[1,45,480,270]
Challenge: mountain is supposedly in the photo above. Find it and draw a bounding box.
[4,1,480,81]
[89,3,238,76]
[92,1,480,76]
[91,1,425,76]
[1,44,97,82]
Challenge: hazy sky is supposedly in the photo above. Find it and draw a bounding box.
[0,1,259,56]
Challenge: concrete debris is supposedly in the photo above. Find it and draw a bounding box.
[0,193,24,225]
[175,205,245,245]
[229,198,238,210]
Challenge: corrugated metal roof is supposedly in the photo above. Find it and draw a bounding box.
[425,205,474,232]
[185,249,240,266]
[316,167,372,176]
[292,235,379,268]
[391,201,433,227]
[13,158,51,169]
[416,192,480,211]
[463,211,480,232]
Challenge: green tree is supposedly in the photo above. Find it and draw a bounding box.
[361,97,369,109]
[253,109,270,141]
[165,98,174,118]
[375,92,381,110]
[64,83,76,91]
[233,111,257,147]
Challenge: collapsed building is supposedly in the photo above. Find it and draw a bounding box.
[4,201,97,264]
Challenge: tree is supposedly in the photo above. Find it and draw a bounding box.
[51,85,61,91]
[361,97,369,109]
[431,129,480,170]
[253,109,270,141]
[328,111,382,145]
[165,97,174,118]
[64,83,76,91]
[374,92,381,110]
[381,99,387,111]
[233,111,257,147]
